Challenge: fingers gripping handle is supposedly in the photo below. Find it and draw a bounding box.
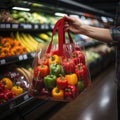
[46,17,74,56]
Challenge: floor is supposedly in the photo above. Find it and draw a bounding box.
[39,65,118,120]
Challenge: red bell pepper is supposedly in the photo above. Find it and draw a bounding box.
[62,58,75,73]
[32,77,44,91]
[64,85,78,98]
[75,63,87,78]
[34,64,49,78]
[56,76,68,89]
[72,50,85,65]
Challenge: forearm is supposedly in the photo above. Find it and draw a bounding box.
[80,25,113,43]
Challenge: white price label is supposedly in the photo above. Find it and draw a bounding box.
[44,24,49,29]
[41,24,45,29]
[23,24,32,29]
[31,52,35,57]
[50,24,54,29]
[6,24,10,28]
[18,55,24,61]
[0,59,6,65]
[12,24,19,29]
[0,24,5,28]
[9,102,16,109]
[24,94,29,100]
[34,24,39,29]
[23,54,28,60]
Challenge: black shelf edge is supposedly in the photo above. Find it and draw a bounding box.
[0,52,36,66]
[0,23,53,32]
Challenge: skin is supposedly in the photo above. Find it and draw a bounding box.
[64,16,113,43]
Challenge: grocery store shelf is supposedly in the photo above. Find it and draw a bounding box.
[0,23,53,32]
[0,52,35,65]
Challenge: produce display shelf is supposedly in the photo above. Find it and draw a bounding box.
[88,50,115,78]
[0,52,36,65]
[0,23,54,32]
[0,91,49,120]
[0,91,31,119]
[0,42,100,66]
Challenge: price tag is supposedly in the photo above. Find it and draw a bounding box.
[30,52,35,57]
[0,59,6,65]
[23,24,32,29]
[12,24,19,29]
[18,55,24,61]
[9,102,16,109]
[6,24,11,28]
[20,23,24,28]
[24,94,29,100]
[34,24,39,29]
[23,54,28,60]
[50,24,54,29]
[44,24,49,29]
[0,24,5,28]
[40,24,45,29]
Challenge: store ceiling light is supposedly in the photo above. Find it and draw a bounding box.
[12,7,30,11]
[55,12,67,17]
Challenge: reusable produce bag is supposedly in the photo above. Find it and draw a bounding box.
[29,17,91,101]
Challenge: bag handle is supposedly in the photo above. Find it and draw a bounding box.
[46,17,65,53]
[58,18,75,56]
[46,17,75,56]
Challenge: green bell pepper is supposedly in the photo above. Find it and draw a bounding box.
[77,80,84,92]
[44,74,56,89]
[50,63,64,76]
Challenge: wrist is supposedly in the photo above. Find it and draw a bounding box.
[79,24,89,35]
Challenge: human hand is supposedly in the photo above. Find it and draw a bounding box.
[64,16,83,34]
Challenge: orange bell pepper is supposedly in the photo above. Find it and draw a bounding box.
[1,77,13,89]
[34,64,49,78]
[52,87,64,100]
[65,73,78,85]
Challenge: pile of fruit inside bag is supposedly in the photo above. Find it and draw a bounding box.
[29,17,91,101]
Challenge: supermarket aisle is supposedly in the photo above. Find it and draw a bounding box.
[42,66,117,120]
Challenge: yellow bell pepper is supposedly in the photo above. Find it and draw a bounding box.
[1,77,13,89]
[52,87,64,100]
[65,73,78,85]
[11,86,23,96]
[49,55,61,64]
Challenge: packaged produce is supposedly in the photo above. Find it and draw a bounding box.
[29,17,91,101]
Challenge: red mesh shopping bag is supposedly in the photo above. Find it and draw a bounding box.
[29,17,91,102]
